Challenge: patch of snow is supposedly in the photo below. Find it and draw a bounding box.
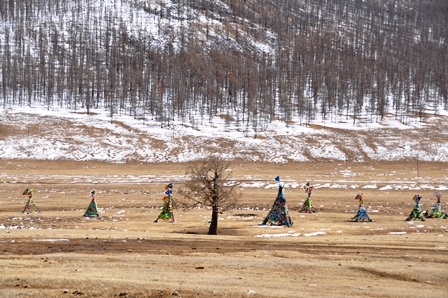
[255,233,301,238]
[256,225,284,228]
[303,231,326,237]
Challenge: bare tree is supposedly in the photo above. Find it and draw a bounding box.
[181,156,240,235]
[0,0,447,128]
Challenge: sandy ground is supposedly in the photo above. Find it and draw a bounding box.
[1,160,448,297]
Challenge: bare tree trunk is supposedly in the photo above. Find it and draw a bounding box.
[208,206,219,235]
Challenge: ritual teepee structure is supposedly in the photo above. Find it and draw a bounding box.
[406,194,425,221]
[298,182,317,213]
[261,176,294,227]
[154,183,175,223]
[424,192,447,219]
[352,192,372,222]
[83,190,99,217]
[22,188,39,214]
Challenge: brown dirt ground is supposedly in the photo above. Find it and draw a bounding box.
[1,160,448,297]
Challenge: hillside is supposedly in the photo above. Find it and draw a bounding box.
[1,105,447,162]
[0,0,447,132]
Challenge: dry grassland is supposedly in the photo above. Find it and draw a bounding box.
[1,160,447,297]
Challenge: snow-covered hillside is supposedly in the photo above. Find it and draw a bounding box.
[1,0,447,134]
[1,105,447,163]
[1,1,447,162]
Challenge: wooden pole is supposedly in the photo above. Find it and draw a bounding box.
[416,155,419,178]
